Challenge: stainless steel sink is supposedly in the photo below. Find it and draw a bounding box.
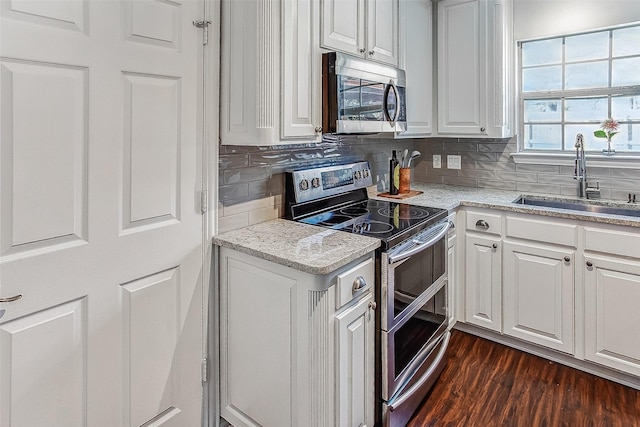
[513,196,640,218]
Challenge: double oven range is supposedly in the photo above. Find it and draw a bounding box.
[285,161,451,427]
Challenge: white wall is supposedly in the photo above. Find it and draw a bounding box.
[514,0,640,40]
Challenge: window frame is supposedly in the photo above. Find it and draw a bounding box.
[517,23,640,158]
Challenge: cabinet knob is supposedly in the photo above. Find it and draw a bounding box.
[475,219,490,230]
[368,301,377,311]
[586,260,593,267]
[314,126,322,133]
[480,127,486,132]
[368,50,374,56]
[0,294,22,303]
[359,48,366,54]
[492,243,498,249]
[564,256,571,263]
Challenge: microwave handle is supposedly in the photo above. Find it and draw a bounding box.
[383,80,399,127]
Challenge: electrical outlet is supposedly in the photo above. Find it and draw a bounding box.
[447,155,461,169]
[433,155,441,168]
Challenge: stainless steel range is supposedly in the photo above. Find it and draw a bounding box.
[285,161,451,427]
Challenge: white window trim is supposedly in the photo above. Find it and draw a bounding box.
[512,151,640,169]
[517,22,640,157]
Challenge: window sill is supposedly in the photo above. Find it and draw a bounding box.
[511,152,640,169]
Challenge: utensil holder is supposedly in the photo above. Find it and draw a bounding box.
[399,168,411,193]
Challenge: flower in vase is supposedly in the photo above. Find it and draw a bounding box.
[594,118,619,142]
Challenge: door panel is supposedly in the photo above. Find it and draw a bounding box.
[0,1,204,425]
[122,72,180,229]
[503,241,574,354]
[0,59,88,258]
[465,235,501,332]
[0,299,86,427]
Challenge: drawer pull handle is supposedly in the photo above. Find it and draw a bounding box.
[476,219,490,230]
[0,294,22,303]
[586,260,593,267]
[352,276,367,294]
[368,301,377,311]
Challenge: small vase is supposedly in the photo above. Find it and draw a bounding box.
[602,138,616,155]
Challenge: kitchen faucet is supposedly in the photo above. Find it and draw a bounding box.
[574,133,600,199]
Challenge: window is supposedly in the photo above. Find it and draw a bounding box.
[519,24,640,153]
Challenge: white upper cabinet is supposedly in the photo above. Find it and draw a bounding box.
[396,0,433,137]
[321,0,399,66]
[437,0,513,138]
[220,0,322,145]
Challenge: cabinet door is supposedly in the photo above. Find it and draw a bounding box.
[465,235,501,332]
[335,293,375,427]
[396,0,432,137]
[366,0,399,65]
[282,0,322,140]
[437,0,484,135]
[503,242,574,354]
[584,255,640,376]
[321,0,365,57]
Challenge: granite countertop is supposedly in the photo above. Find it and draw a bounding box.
[374,183,640,228]
[213,219,381,275]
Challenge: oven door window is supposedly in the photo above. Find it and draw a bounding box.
[393,284,447,377]
[392,236,445,317]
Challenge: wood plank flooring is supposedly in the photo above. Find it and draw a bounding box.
[407,330,640,427]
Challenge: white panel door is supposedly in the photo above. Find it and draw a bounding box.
[366,0,398,66]
[321,0,365,57]
[503,241,574,354]
[465,234,501,332]
[437,0,484,135]
[335,293,375,427]
[0,1,205,426]
[584,255,640,376]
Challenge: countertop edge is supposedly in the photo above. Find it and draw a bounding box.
[213,219,381,275]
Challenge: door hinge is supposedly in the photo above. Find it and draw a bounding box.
[200,190,208,214]
[192,20,212,45]
[201,358,208,383]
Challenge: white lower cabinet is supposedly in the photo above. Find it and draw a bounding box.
[335,293,375,427]
[465,234,502,332]
[502,241,574,354]
[584,254,640,376]
[219,247,375,427]
[462,208,640,382]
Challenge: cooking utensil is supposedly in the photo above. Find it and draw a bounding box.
[402,149,409,167]
[407,150,421,168]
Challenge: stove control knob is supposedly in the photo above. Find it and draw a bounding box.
[363,169,370,178]
[354,170,362,179]
[299,179,309,191]
[311,177,320,188]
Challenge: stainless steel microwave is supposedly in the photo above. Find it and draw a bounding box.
[322,52,407,134]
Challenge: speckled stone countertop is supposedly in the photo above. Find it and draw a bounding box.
[213,219,381,275]
[374,183,640,228]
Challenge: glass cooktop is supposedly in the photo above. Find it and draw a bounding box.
[299,199,448,250]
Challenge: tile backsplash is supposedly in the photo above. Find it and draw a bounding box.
[217,135,640,233]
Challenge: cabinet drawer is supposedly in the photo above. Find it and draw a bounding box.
[336,257,374,309]
[465,211,502,235]
[584,227,640,259]
[506,215,578,247]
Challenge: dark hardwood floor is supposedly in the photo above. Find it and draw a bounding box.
[407,330,640,427]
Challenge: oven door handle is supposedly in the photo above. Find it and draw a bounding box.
[387,331,451,412]
[387,221,451,264]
